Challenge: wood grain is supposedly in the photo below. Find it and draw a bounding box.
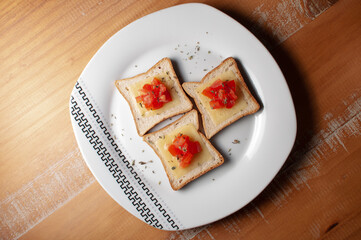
[1,0,360,239]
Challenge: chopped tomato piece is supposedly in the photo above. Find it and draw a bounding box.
[217,89,226,100]
[174,134,188,146]
[226,99,236,109]
[159,83,167,93]
[226,80,236,91]
[202,79,238,109]
[136,78,172,110]
[228,89,237,100]
[179,153,193,168]
[202,87,216,99]
[188,141,202,154]
[210,79,223,89]
[168,133,202,168]
[168,144,182,156]
[142,83,152,92]
[135,96,142,103]
[210,100,223,109]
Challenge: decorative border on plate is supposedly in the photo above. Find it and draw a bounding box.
[70,81,180,230]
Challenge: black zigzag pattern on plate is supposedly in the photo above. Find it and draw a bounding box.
[70,82,179,230]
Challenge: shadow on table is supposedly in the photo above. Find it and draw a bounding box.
[203,6,317,228]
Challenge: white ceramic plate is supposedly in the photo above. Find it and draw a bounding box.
[69,3,296,230]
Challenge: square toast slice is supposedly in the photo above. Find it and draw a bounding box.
[115,58,193,136]
[182,57,260,139]
[143,110,224,190]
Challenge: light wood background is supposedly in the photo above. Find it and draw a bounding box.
[1,0,360,239]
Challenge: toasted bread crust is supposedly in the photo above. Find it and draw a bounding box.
[143,110,224,190]
[183,57,260,138]
[115,58,193,136]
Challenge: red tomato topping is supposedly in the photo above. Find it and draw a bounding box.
[201,79,238,109]
[136,78,172,110]
[168,133,202,168]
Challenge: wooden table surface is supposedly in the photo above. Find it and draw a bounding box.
[1,0,360,239]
